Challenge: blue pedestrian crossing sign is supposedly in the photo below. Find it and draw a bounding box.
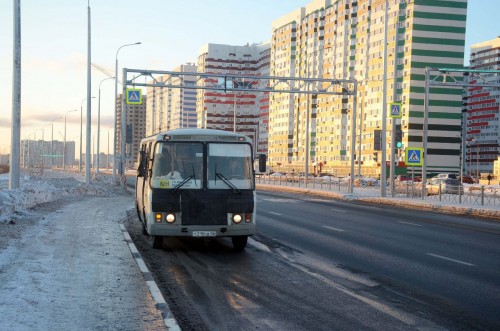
[126,88,143,105]
[389,102,402,118]
[405,147,423,167]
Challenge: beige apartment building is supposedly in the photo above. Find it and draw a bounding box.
[268,0,467,176]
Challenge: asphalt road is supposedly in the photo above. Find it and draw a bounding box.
[126,187,500,330]
[256,190,500,327]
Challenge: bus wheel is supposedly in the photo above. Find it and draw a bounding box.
[150,235,163,249]
[231,236,248,251]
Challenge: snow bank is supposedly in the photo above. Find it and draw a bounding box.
[0,172,117,223]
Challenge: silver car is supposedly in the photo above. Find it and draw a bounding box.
[426,178,463,195]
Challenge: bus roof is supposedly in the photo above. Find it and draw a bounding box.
[141,128,252,143]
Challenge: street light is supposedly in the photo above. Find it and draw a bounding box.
[80,97,95,172]
[38,125,50,171]
[64,110,77,171]
[380,0,389,197]
[97,77,115,176]
[304,45,331,184]
[114,42,141,183]
[50,116,62,168]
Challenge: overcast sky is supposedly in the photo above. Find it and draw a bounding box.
[0,0,498,155]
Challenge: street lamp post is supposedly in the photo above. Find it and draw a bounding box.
[64,110,77,171]
[97,77,115,176]
[114,42,141,183]
[50,116,62,168]
[80,98,86,172]
[304,50,318,184]
[80,97,95,172]
[357,83,365,177]
[39,126,49,171]
[476,145,480,177]
[380,0,389,197]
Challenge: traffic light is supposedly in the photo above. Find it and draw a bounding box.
[395,129,403,149]
[126,124,133,144]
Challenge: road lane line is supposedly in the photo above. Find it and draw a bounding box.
[330,208,346,213]
[269,211,282,216]
[398,221,422,227]
[322,226,345,232]
[427,253,475,266]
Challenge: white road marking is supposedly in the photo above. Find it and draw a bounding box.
[262,198,300,203]
[398,221,422,227]
[269,211,282,216]
[427,253,475,266]
[307,198,331,203]
[322,226,345,232]
[331,208,346,213]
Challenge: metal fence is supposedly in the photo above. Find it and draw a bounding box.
[257,175,500,207]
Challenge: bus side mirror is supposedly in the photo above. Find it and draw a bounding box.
[137,151,147,177]
[258,154,267,173]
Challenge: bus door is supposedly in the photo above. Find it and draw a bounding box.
[136,142,151,222]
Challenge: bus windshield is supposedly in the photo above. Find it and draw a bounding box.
[151,142,203,189]
[207,143,254,190]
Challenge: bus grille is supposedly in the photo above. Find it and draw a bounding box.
[152,189,253,226]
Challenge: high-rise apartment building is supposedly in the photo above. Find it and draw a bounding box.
[146,63,198,136]
[196,43,270,148]
[116,93,147,168]
[465,37,500,175]
[268,0,467,176]
[257,43,271,155]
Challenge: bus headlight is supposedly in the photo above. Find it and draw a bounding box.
[166,213,176,223]
[232,214,242,224]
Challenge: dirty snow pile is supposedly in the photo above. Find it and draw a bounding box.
[0,171,117,223]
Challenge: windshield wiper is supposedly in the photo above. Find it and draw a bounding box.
[171,175,194,193]
[216,173,240,194]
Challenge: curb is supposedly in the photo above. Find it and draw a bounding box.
[120,224,181,331]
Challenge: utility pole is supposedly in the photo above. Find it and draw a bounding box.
[85,0,92,185]
[380,0,389,197]
[9,0,21,190]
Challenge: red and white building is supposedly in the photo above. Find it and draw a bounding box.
[196,43,270,154]
[466,37,500,175]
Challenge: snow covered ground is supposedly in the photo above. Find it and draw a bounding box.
[0,170,114,224]
[0,170,168,330]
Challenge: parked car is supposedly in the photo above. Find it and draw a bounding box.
[459,175,475,184]
[433,173,458,180]
[395,175,412,182]
[426,178,463,195]
[269,172,286,178]
[395,175,420,184]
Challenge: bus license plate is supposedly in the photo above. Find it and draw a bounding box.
[192,231,216,237]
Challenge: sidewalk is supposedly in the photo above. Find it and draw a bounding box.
[0,190,168,330]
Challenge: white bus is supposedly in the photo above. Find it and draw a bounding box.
[135,128,266,250]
